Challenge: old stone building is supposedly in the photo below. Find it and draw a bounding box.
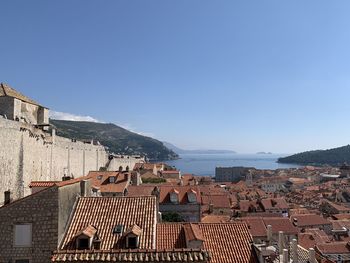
[0,83,49,125]
[215,167,254,182]
[0,178,92,262]
[0,84,109,204]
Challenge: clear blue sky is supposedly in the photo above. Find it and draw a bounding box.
[1,0,350,153]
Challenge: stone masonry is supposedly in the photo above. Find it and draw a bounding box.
[0,117,108,204]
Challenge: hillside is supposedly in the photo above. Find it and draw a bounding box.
[278,145,350,165]
[50,119,178,161]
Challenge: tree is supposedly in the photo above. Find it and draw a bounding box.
[162,212,184,222]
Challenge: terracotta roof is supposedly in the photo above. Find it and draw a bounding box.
[201,194,231,209]
[55,175,91,187]
[162,170,180,174]
[260,198,289,210]
[242,218,267,237]
[156,223,186,249]
[127,185,156,197]
[0,82,44,107]
[316,242,350,254]
[199,185,227,196]
[124,224,142,236]
[52,249,210,262]
[184,223,205,241]
[242,217,298,238]
[298,233,318,250]
[201,215,231,223]
[29,181,59,188]
[1,177,85,210]
[142,163,157,170]
[331,220,350,231]
[323,200,350,212]
[87,171,130,194]
[141,171,159,179]
[157,223,256,263]
[159,186,201,204]
[239,200,262,213]
[291,214,331,227]
[262,218,298,235]
[332,214,350,220]
[60,196,157,250]
[75,224,97,238]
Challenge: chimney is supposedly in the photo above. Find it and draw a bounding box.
[278,231,284,255]
[152,186,160,198]
[282,249,288,263]
[267,225,272,244]
[292,239,298,263]
[209,203,214,214]
[51,128,56,144]
[4,191,10,205]
[309,248,316,263]
[80,180,88,197]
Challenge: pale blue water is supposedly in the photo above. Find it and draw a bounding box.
[164,153,300,176]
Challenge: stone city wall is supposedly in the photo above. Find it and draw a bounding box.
[0,117,108,204]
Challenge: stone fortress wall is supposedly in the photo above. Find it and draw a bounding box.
[0,117,108,204]
[0,83,147,204]
[107,154,145,172]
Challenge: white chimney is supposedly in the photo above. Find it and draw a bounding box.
[292,239,298,263]
[51,128,56,144]
[267,225,272,243]
[278,231,284,255]
[309,248,316,263]
[282,248,288,263]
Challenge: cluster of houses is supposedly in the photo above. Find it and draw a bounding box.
[3,161,350,263]
[2,85,350,262]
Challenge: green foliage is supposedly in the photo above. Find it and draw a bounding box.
[49,119,178,161]
[142,177,166,184]
[162,212,184,222]
[278,145,350,165]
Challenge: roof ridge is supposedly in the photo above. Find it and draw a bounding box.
[80,195,156,199]
[0,82,45,107]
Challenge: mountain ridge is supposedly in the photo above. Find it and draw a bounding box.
[50,119,178,161]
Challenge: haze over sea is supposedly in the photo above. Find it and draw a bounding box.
[164,153,301,176]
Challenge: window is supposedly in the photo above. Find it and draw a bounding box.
[170,193,178,203]
[187,193,197,203]
[77,238,89,249]
[109,176,115,183]
[14,224,32,247]
[113,225,124,234]
[127,236,138,248]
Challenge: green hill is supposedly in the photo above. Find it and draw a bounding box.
[50,119,178,161]
[278,145,350,165]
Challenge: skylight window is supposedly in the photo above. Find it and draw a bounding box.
[113,224,124,234]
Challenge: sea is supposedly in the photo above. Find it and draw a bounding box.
[163,153,301,176]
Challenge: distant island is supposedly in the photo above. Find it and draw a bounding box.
[256,152,272,155]
[278,145,350,165]
[163,141,236,155]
